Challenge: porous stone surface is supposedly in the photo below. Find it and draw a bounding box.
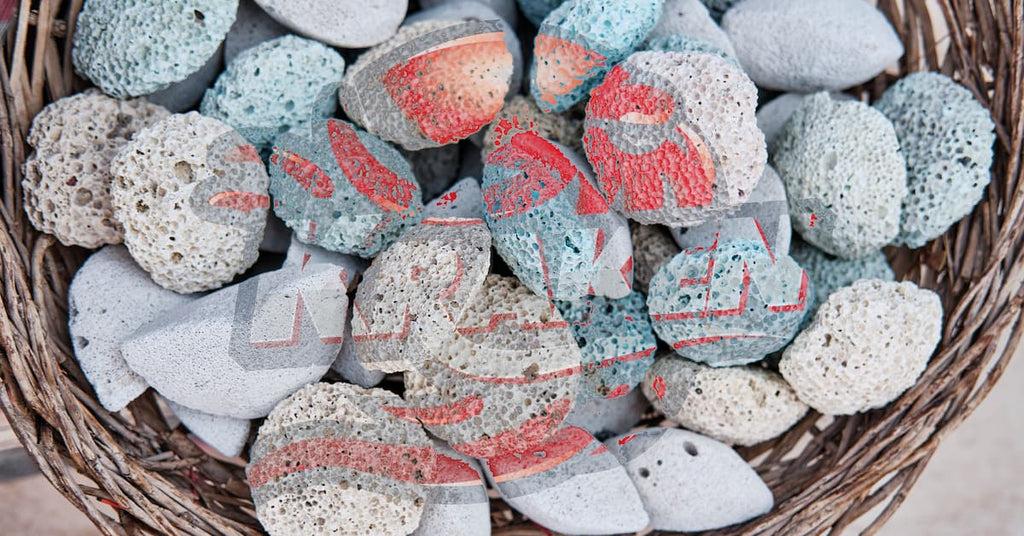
[531,0,663,112]
[647,239,810,366]
[630,222,680,294]
[757,92,856,154]
[411,441,491,536]
[517,0,565,25]
[583,50,766,227]
[484,124,634,300]
[68,246,196,412]
[670,165,791,256]
[874,72,996,248]
[72,0,237,98]
[269,118,423,258]
[482,95,584,159]
[646,0,735,57]
[790,241,894,319]
[400,275,582,458]
[225,0,291,63]
[248,383,430,536]
[565,387,649,439]
[722,0,904,92]
[254,0,407,48]
[556,293,657,399]
[201,36,345,149]
[121,261,350,419]
[110,112,269,293]
[340,20,514,150]
[421,0,519,28]
[23,90,168,248]
[643,357,808,446]
[167,400,250,457]
[780,279,942,415]
[147,44,224,112]
[606,428,774,531]
[400,145,461,202]
[483,426,649,534]
[773,93,907,259]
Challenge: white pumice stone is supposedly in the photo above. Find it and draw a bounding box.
[282,234,367,287]
[225,0,291,63]
[605,427,774,532]
[423,178,486,220]
[643,357,808,446]
[22,90,168,248]
[630,222,680,294]
[722,0,904,92]
[565,388,650,439]
[790,241,895,319]
[773,93,907,260]
[412,440,491,536]
[68,246,197,412]
[646,0,736,57]
[757,91,856,154]
[254,0,407,48]
[167,400,250,457]
[780,279,942,415]
[110,112,270,293]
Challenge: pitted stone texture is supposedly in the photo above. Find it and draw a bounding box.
[482,95,584,159]
[401,145,461,202]
[202,36,345,150]
[340,20,514,150]
[269,118,423,258]
[556,293,657,399]
[225,0,291,63]
[722,0,903,92]
[517,0,565,25]
[790,241,894,320]
[248,383,430,536]
[630,222,680,294]
[401,275,582,458]
[530,0,662,112]
[111,112,269,293]
[780,279,942,415]
[412,441,491,536]
[648,239,810,366]
[483,426,649,534]
[671,165,791,256]
[565,387,649,439]
[757,92,856,154]
[875,72,996,248]
[421,0,519,28]
[646,0,735,57]
[122,262,349,419]
[254,0,407,48]
[584,51,766,227]
[147,44,224,112]
[72,0,237,98]
[23,90,168,248]
[69,246,196,412]
[167,400,250,457]
[773,93,907,260]
[484,126,634,300]
[606,428,773,532]
[643,357,807,446]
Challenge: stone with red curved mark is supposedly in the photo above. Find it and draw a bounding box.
[529,0,663,112]
[647,239,810,367]
[248,383,432,536]
[583,50,765,227]
[483,122,634,301]
[482,426,649,534]
[412,440,491,536]
[481,95,584,160]
[339,20,514,150]
[399,275,582,458]
[269,118,424,258]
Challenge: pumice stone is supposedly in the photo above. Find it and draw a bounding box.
[565,387,650,439]
[756,92,857,154]
[631,222,680,294]
[790,241,895,319]
[167,400,250,458]
[482,95,585,159]
[224,0,291,63]
[420,0,520,29]
[517,0,565,26]
[146,44,225,113]
[646,0,736,58]
[411,440,492,536]
[254,0,407,48]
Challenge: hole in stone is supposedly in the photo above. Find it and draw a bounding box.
[638,467,650,478]
[75,336,89,348]
[684,441,698,456]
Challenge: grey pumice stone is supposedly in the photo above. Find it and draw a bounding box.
[69,246,197,412]
[224,0,291,63]
[565,388,649,439]
[790,241,894,320]
[874,72,996,248]
[646,0,736,57]
[757,92,856,154]
[411,441,491,536]
[167,400,250,457]
[723,0,903,92]
[605,427,774,531]
[254,0,407,48]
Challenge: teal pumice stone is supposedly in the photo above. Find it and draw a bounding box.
[72,0,238,98]
[757,91,856,154]
[773,93,907,260]
[874,72,996,248]
[646,0,735,57]
[790,241,894,319]
[201,35,345,150]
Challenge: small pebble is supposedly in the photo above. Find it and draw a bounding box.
[605,428,774,531]
[482,95,584,159]
[254,0,407,48]
[647,239,810,366]
[756,92,856,154]
[565,388,650,439]
[643,357,808,446]
[224,0,291,63]
[483,426,650,534]
[110,112,269,293]
[630,222,680,294]
[790,241,894,320]
[167,400,250,457]
[773,93,907,259]
[147,45,224,112]
[780,279,942,415]
[268,118,424,257]
[646,0,736,57]
[723,0,904,92]
[517,0,565,26]
[23,90,168,248]
[412,441,492,536]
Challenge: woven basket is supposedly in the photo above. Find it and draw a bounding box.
[2,1,1022,534]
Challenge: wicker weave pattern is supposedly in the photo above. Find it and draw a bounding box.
[1,1,1022,534]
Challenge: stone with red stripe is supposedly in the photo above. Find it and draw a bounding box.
[482,426,649,534]
[412,441,491,536]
